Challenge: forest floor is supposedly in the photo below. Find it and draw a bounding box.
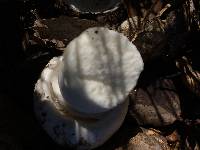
[0,0,200,149]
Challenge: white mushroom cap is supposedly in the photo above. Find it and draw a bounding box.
[66,0,121,14]
[59,27,144,115]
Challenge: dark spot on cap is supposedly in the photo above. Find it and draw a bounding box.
[95,31,98,34]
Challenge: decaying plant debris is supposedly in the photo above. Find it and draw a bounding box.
[0,0,200,149]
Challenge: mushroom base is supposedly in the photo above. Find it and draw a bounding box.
[34,57,129,149]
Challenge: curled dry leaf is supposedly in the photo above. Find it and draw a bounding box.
[133,31,167,62]
[166,130,180,143]
[129,78,181,126]
[32,16,101,50]
[118,1,173,42]
[176,56,200,97]
[56,0,121,14]
[127,128,170,150]
[54,0,126,24]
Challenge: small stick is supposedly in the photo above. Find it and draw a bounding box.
[156,3,171,18]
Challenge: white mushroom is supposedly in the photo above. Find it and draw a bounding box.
[34,27,144,149]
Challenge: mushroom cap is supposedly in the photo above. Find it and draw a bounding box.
[59,27,144,115]
[34,57,129,149]
[65,0,121,14]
